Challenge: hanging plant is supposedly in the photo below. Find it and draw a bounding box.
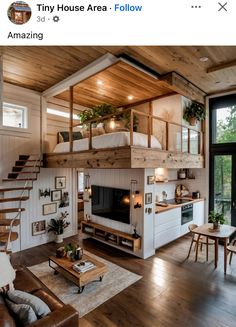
[183,101,206,126]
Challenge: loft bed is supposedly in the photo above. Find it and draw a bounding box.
[44,107,204,169]
[43,57,205,169]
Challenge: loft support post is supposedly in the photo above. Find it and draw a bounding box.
[89,123,92,149]
[130,109,134,146]
[148,102,152,148]
[69,86,74,152]
[166,122,169,151]
[188,129,190,153]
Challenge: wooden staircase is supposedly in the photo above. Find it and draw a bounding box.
[0,154,41,252]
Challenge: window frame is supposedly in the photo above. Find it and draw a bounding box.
[0,100,29,133]
[209,94,236,225]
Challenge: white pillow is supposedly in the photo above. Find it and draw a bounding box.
[0,252,16,288]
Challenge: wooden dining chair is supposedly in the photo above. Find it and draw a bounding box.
[227,239,236,264]
[187,224,215,262]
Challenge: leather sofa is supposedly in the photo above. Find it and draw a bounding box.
[0,267,79,327]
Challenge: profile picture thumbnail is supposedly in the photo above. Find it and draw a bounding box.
[8,1,32,25]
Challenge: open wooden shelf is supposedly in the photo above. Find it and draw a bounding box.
[81,221,141,253]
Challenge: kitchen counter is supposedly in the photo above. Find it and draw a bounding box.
[155,198,204,214]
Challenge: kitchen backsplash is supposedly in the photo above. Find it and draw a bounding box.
[155,168,207,201]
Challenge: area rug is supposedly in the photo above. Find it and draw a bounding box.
[28,250,142,317]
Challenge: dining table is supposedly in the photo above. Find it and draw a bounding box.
[193,223,236,274]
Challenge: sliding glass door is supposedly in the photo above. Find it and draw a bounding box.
[209,94,236,228]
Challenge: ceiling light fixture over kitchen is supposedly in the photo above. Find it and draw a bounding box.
[127,95,134,100]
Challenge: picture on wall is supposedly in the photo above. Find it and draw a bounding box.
[55,176,66,189]
[147,176,155,185]
[51,190,62,202]
[32,220,46,236]
[42,203,57,215]
[145,192,152,204]
[59,192,69,208]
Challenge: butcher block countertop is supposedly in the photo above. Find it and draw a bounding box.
[155,198,205,214]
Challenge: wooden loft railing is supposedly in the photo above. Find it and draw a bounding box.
[69,105,204,156]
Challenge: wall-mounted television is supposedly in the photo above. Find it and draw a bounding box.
[91,185,130,224]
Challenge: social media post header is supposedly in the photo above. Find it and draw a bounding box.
[0,0,236,45]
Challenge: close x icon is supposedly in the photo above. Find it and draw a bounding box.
[218,2,227,11]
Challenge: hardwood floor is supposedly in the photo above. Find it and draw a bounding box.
[12,234,236,327]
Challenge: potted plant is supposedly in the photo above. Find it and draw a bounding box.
[48,211,70,243]
[183,101,206,126]
[208,211,225,230]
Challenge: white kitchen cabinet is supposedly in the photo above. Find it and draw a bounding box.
[154,201,205,250]
[193,200,205,226]
[154,208,181,249]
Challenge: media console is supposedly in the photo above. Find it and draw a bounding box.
[81,221,141,253]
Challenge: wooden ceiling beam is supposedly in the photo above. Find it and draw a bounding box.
[207,59,236,73]
[160,72,206,104]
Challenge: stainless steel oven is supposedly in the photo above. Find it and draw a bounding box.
[181,203,193,225]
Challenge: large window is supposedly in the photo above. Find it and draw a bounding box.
[2,102,28,129]
[210,94,236,144]
[209,94,236,229]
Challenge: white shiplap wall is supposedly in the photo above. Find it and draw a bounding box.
[84,168,156,259]
[0,83,77,252]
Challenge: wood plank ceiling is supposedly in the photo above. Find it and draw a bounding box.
[55,61,175,107]
[2,46,236,95]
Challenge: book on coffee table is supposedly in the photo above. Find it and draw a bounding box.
[73,261,95,273]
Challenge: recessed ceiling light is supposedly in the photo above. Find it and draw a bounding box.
[199,56,209,62]
[128,95,134,100]
[97,80,103,85]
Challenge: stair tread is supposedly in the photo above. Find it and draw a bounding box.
[0,232,18,242]
[16,160,40,162]
[3,178,37,181]
[0,196,29,203]
[0,219,20,226]
[9,171,39,174]
[13,165,40,168]
[0,208,25,213]
[0,187,33,192]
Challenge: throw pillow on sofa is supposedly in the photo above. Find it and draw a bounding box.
[7,290,51,318]
[6,299,38,326]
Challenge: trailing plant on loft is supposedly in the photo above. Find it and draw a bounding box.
[78,103,139,131]
[79,104,116,126]
[208,211,225,230]
[183,101,206,126]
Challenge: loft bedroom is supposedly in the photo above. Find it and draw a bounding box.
[43,54,206,169]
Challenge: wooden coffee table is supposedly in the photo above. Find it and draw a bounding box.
[49,254,107,293]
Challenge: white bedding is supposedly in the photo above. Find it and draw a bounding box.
[53,131,162,153]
